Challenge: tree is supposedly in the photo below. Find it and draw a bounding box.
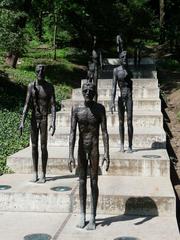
[0,0,32,68]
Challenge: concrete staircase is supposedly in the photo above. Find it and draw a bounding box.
[2,58,179,239]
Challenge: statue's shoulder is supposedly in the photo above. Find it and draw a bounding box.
[94,102,105,112]
[45,81,54,89]
[113,65,123,73]
[27,82,34,90]
[72,103,84,113]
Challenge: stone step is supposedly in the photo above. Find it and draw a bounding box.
[105,57,156,66]
[0,174,175,216]
[47,127,166,149]
[54,110,163,128]
[7,147,170,177]
[74,175,175,216]
[61,99,161,111]
[0,213,179,240]
[81,78,158,88]
[100,68,156,79]
[72,87,160,99]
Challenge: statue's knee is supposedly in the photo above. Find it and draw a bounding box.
[127,119,132,127]
[119,120,124,126]
[79,179,86,186]
[32,143,38,151]
[91,177,98,187]
[41,143,47,152]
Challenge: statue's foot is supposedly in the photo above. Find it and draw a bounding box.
[86,220,96,230]
[30,174,38,183]
[127,147,133,153]
[76,216,86,229]
[37,177,46,183]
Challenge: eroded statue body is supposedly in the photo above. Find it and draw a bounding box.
[19,64,56,183]
[69,82,109,230]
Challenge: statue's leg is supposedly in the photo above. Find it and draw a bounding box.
[38,119,48,183]
[86,147,99,230]
[126,97,133,153]
[118,97,125,152]
[93,70,98,102]
[134,48,137,66]
[77,146,87,228]
[30,118,39,182]
[138,49,141,66]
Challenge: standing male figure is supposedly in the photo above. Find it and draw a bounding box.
[87,36,102,102]
[116,34,124,57]
[111,51,133,153]
[19,64,56,183]
[69,82,110,230]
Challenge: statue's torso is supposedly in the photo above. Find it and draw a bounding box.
[114,66,132,99]
[30,81,53,119]
[75,103,103,151]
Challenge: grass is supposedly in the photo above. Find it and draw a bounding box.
[0,46,86,174]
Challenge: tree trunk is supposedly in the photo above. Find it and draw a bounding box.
[5,52,18,68]
[37,11,43,41]
[53,11,57,61]
[159,0,165,44]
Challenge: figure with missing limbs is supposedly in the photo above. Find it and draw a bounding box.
[116,34,124,57]
[87,36,102,102]
[69,82,110,230]
[111,51,133,153]
[19,64,56,183]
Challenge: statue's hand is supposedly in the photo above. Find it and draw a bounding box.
[49,124,56,136]
[19,122,24,136]
[68,156,75,173]
[102,155,110,172]
[111,103,115,114]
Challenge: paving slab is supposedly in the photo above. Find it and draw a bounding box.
[0,212,179,240]
[0,212,69,240]
[7,147,170,177]
[58,214,179,240]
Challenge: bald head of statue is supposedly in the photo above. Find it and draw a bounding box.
[82,82,96,103]
[35,64,46,81]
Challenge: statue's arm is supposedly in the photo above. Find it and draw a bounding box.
[101,106,110,171]
[68,107,77,172]
[111,69,117,113]
[99,51,103,70]
[19,83,32,135]
[49,85,56,136]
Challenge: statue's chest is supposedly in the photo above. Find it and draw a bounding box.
[32,86,50,100]
[77,108,100,125]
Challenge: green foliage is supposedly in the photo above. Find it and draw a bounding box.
[157,59,180,71]
[0,8,27,55]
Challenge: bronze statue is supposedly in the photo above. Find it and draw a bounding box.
[111,51,133,153]
[134,39,143,66]
[69,82,110,230]
[19,64,56,183]
[87,36,102,102]
[116,34,124,57]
